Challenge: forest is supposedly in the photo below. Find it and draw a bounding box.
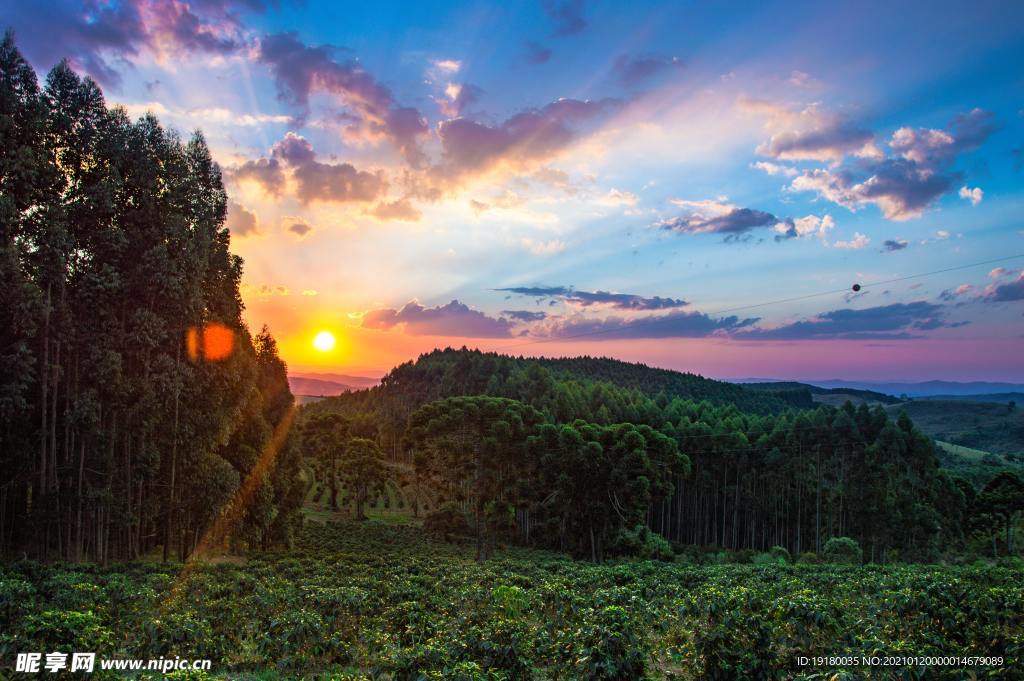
[0,33,302,564]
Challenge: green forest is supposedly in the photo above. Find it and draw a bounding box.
[2,33,1023,679]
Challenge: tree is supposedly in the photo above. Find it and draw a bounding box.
[823,536,862,564]
[302,413,349,510]
[975,472,1024,556]
[341,437,389,520]
[407,396,544,561]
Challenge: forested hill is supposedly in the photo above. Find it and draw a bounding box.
[338,347,809,416]
[307,347,997,563]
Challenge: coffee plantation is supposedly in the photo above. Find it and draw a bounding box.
[2,520,1021,679]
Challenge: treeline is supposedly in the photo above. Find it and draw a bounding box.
[0,34,301,562]
[307,348,994,562]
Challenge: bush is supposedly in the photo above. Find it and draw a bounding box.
[769,546,791,564]
[823,537,862,564]
[797,551,820,564]
[423,503,471,541]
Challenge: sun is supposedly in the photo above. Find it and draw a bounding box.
[312,330,336,352]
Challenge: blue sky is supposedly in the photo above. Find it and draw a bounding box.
[8,0,1024,380]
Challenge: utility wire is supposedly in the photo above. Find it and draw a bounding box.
[492,253,1024,351]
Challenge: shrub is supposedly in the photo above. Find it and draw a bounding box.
[423,503,471,541]
[823,537,862,564]
[769,546,791,563]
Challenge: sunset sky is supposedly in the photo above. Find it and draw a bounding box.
[9,0,1024,381]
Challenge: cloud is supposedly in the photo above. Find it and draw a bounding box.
[501,310,547,322]
[433,97,619,183]
[225,200,259,236]
[939,284,974,301]
[524,41,552,65]
[773,214,835,241]
[301,289,318,296]
[751,161,798,177]
[431,58,461,74]
[882,238,909,252]
[438,82,483,118]
[5,0,255,88]
[232,133,387,204]
[231,156,287,195]
[520,238,567,256]
[789,108,995,220]
[369,198,422,221]
[538,309,757,340]
[738,301,955,340]
[286,220,312,237]
[660,198,781,237]
[989,267,1008,279]
[612,54,683,87]
[258,32,428,163]
[495,286,689,310]
[832,232,870,249]
[958,185,983,206]
[541,0,588,36]
[788,70,815,88]
[986,271,1024,302]
[597,188,639,207]
[790,161,955,221]
[242,283,290,297]
[891,108,996,166]
[362,299,514,337]
[742,97,877,163]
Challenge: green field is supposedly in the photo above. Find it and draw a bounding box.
[2,520,1022,680]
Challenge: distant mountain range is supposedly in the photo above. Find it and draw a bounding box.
[735,378,1024,399]
[288,372,380,396]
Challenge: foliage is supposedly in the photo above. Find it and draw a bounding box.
[0,34,298,561]
[823,537,863,564]
[1,521,1020,680]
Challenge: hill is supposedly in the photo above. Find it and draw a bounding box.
[809,379,1024,397]
[885,399,1024,457]
[306,348,971,562]
[743,381,901,407]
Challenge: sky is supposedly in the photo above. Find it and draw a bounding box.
[8,0,1024,381]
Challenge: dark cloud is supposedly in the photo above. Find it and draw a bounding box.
[434,97,619,181]
[612,54,683,87]
[231,157,287,195]
[660,207,780,236]
[5,0,255,88]
[882,238,909,252]
[225,200,259,236]
[231,133,387,203]
[501,310,547,322]
[541,0,588,36]
[258,32,428,163]
[497,286,570,297]
[362,300,514,337]
[495,286,688,310]
[541,310,757,340]
[737,301,954,340]
[287,220,312,237]
[988,272,1024,302]
[524,41,552,65]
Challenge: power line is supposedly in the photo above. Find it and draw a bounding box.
[493,252,1024,351]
